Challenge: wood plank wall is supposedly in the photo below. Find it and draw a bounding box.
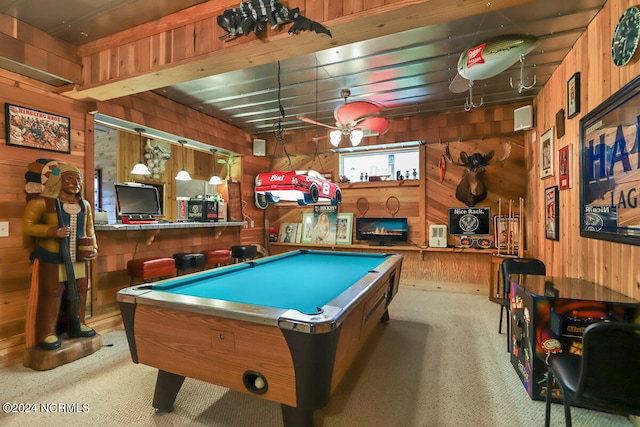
[0,74,270,367]
[3,0,640,368]
[529,0,640,300]
[262,105,527,249]
[0,70,92,366]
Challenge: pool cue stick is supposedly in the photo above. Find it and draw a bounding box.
[55,199,82,339]
[519,197,524,258]
[507,199,513,254]
[497,198,502,255]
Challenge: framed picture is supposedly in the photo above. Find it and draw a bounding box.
[567,72,580,119]
[295,223,302,242]
[301,213,315,244]
[579,74,640,244]
[555,109,565,139]
[540,127,554,179]
[279,223,298,243]
[545,186,559,241]
[558,144,572,190]
[335,213,354,244]
[493,214,520,252]
[5,103,70,153]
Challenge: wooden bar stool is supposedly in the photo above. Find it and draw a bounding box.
[231,245,257,263]
[127,257,176,286]
[173,252,206,275]
[201,249,232,269]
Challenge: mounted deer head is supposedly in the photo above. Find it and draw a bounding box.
[445,141,512,207]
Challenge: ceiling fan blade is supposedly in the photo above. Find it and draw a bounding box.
[335,101,382,127]
[297,115,340,130]
[356,116,391,135]
[349,111,383,127]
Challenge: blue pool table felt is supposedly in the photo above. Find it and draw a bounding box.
[152,251,389,314]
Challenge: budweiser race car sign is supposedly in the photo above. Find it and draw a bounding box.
[254,170,341,208]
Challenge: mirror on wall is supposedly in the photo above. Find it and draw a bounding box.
[93,117,237,224]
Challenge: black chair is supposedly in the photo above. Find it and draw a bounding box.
[500,257,546,352]
[544,321,640,427]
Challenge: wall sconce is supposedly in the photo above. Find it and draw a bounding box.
[208,148,222,185]
[175,140,192,181]
[130,128,151,175]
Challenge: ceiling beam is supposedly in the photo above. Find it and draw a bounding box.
[0,14,81,85]
[60,0,538,102]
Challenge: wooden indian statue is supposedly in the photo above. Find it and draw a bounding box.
[23,163,98,351]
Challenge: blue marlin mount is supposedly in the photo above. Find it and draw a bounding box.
[217,1,332,40]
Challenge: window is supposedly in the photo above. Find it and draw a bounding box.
[340,146,420,183]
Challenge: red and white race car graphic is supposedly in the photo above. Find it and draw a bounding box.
[254,170,342,208]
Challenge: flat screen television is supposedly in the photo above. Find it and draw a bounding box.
[355,217,409,245]
[114,182,161,222]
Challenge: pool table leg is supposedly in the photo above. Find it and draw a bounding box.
[152,369,186,414]
[281,404,314,427]
[381,309,390,323]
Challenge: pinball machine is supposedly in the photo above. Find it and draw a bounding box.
[508,275,640,401]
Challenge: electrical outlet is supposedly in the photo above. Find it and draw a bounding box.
[0,221,8,237]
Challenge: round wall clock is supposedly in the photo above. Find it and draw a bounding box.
[612,5,640,66]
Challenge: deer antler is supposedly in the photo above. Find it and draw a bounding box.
[488,140,513,164]
[444,143,466,166]
[499,140,512,161]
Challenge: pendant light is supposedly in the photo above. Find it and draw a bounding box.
[175,140,192,181]
[130,128,151,175]
[208,148,222,185]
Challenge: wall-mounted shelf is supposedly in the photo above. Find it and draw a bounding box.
[95,221,245,245]
[270,242,496,257]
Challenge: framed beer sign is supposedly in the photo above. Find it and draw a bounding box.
[579,75,640,244]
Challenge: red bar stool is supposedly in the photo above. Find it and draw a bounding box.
[201,249,232,269]
[127,257,176,286]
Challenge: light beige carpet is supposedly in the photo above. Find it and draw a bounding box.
[0,288,633,427]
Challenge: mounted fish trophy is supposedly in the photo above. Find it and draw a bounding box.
[444,141,512,207]
[449,34,540,111]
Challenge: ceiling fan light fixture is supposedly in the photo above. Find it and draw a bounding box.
[350,129,364,146]
[330,130,342,146]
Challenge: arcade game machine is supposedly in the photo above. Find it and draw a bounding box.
[508,275,640,401]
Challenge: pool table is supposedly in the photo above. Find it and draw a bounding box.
[117,249,403,427]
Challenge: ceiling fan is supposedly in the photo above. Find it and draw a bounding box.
[297,89,390,146]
